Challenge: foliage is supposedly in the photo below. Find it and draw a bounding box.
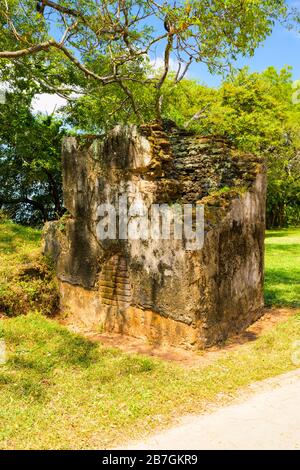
[0,2,299,226]
[0,91,66,225]
[0,0,292,119]
[64,80,156,132]
[0,219,59,316]
[217,67,300,228]
[161,67,300,228]
[267,178,300,228]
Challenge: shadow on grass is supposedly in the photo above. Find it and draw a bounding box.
[1,318,100,400]
[1,314,156,402]
[265,268,300,308]
[265,232,300,308]
[0,231,16,252]
[265,231,290,238]
[265,244,300,253]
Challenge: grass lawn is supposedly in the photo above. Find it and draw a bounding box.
[265,228,300,307]
[0,220,58,316]
[0,221,299,449]
[0,219,41,271]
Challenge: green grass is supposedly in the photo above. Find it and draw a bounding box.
[0,219,41,269]
[265,227,300,307]
[1,311,300,449]
[0,219,58,316]
[0,222,299,449]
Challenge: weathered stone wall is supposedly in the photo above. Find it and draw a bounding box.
[43,121,266,349]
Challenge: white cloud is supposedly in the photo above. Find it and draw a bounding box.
[31,93,67,115]
[149,55,193,80]
[150,56,180,73]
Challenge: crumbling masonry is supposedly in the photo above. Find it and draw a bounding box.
[44,121,266,349]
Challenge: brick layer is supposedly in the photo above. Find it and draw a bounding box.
[99,255,132,307]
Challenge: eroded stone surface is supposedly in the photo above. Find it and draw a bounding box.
[43,121,266,349]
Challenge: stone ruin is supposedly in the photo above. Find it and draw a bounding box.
[43,121,266,349]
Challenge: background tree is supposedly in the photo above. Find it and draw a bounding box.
[0,0,292,120]
[160,67,300,227]
[0,91,65,225]
[1,65,299,228]
[0,1,299,228]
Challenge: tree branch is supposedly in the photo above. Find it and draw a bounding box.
[0,40,151,86]
[184,104,210,128]
[155,31,174,119]
[0,40,57,58]
[118,81,142,120]
[41,0,86,22]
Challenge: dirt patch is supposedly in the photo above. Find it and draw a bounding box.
[224,307,295,346]
[61,307,298,368]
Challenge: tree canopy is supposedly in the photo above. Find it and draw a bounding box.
[162,67,300,227]
[0,0,292,119]
[0,1,299,227]
[0,91,65,224]
[1,65,299,227]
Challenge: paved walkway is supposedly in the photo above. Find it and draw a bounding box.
[120,369,300,450]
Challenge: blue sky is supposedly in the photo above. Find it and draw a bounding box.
[187,20,300,87]
[149,0,297,87]
[27,0,300,113]
[46,0,300,88]
[146,0,300,87]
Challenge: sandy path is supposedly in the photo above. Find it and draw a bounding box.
[120,369,300,450]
